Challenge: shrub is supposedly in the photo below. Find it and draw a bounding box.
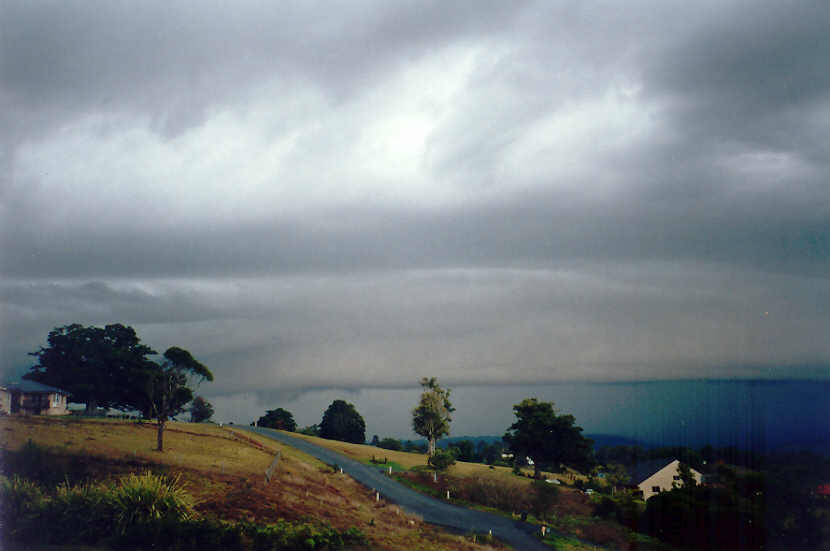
[530,479,560,520]
[108,471,194,533]
[0,475,46,541]
[48,481,112,544]
[593,496,618,519]
[1,472,366,550]
[428,449,456,472]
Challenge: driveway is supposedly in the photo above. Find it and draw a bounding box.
[244,427,550,551]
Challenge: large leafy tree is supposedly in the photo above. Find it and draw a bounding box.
[134,347,213,451]
[257,408,296,431]
[412,377,454,456]
[189,396,214,423]
[503,398,594,479]
[319,399,366,444]
[26,324,156,414]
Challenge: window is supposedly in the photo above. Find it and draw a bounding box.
[652,486,661,493]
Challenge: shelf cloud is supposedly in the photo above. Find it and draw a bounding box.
[2,1,828,419]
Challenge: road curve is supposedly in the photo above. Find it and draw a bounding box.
[244,427,550,551]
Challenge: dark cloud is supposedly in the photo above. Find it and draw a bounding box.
[1,1,829,426]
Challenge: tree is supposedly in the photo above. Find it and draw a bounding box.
[319,399,366,444]
[189,396,214,423]
[26,324,156,414]
[604,462,630,495]
[257,408,296,431]
[378,437,403,451]
[503,398,594,479]
[299,424,320,436]
[135,347,213,451]
[412,377,454,456]
[427,449,456,472]
[448,439,477,462]
[676,462,697,490]
[530,479,560,520]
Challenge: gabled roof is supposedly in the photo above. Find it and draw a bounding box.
[627,458,677,485]
[2,380,68,394]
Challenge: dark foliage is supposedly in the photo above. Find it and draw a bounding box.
[26,323,156,414]
[377,437,403,451]
[643,485,765,550]
[257,408,297,431]
[190,396,214,423]
[427,449,456,472]
[1,472,367,551]
[503,398,594,478]
[319,400,366,444]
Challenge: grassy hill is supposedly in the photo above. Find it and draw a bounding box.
[0,416,508,551]
[282,430,662,551]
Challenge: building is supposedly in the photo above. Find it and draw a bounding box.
[0,381,69,416]
[628,458,703,500]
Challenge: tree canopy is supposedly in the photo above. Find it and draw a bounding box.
[503,398,594,478]
[25,323,156,414]
[257,408,297,431]
[190,396,214,423]
[412,377,454,456]
[134,346,213,451]
[319,399,366,444]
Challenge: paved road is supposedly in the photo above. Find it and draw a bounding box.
[245,427,550,551]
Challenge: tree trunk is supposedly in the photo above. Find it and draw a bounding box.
[534,462,541,479]
[428,437,436,456]
[85,399,98,416]
[156,417,165,451]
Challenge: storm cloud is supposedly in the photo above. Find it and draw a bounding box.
[2,1,828,428]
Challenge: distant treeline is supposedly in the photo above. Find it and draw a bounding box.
[596,444,765,470]
[370,435,506,465]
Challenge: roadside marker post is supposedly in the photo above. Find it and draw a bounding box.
[264,451,281,483]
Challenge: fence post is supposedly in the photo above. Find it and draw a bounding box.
[264,451,281,483]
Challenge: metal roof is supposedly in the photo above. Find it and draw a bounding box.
[1,380,68,394]
[626,458,677,485]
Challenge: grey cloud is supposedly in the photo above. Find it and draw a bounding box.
[2,0,829,416]
[4,265,829,397]
[3,181,827,280]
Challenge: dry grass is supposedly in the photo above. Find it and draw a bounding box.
[0,416,511,551]
[285,430,585,486]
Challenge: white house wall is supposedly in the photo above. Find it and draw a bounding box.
[639,459,703,500]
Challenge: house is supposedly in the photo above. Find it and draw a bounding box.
[0,381,70,416]
[627,458,702,501]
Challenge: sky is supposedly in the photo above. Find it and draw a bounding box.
[1,1,829,439]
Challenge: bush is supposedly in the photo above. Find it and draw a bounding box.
[109,472,194,532]
[530,479,559,520]
[378,437,403,451]
[428,449,456,472]
[48,481,112,543]
[593,496,618,519]
[2,472,366,550]
[0,475,46,541]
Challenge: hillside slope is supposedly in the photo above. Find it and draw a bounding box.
[0,417,508,551]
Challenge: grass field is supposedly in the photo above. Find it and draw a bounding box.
[283,431,669,551]
[0,416,510,551]
[285,430,585,484]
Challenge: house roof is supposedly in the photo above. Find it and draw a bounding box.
[1,380,68,394]
[627,458,677,485]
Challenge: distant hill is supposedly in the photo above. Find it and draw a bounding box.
[418,434,656,450]
[585,434,656,450]
[398,436,503,449]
